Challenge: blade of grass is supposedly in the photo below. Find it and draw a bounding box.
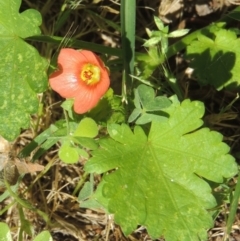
[4,179,50,223]
[54,9,72,33]
[86,9,144,44]
[19,124,58,158]
[26,35,122,57]
[86,9,121,32]
[54,0,83,33]
[121,0,136,102]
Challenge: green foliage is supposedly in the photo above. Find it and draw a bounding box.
[85,99,238,240]
[1,1,240,240]
[185,28,240,90]
[144,16,189,53]
[135,49,164,80]
[59,141,80,164]
[87,88,125,124]
[20,117,99,164]
[0,222,52,241]
[0,222,12,241]
[33,231,52,241]
[79,177,109,211]
[58,118,99,163]
[0,0,48,140]
[128,84,171,124]
[73,117,98,138]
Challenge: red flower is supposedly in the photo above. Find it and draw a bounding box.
[49,48,110,114]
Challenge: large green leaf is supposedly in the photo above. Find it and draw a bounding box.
[0,0,48,140]
[185,29,240,90]
[85,99,237,240]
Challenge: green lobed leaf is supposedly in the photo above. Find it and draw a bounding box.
[85,99,238,240]
[185,29,240,90]
[0,222,12,241]
[0,0,48,140]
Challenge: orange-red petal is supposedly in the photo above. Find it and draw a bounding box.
[74,74,110,113]
[49,66,82,98]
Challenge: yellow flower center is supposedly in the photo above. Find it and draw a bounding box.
[80,64,101,85]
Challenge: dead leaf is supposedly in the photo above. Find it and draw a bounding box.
[14,158,44,174]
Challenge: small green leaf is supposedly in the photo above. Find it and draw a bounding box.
[0,222,12,241]
[163,25,169,34]
[33,231,52,241]
[133,88,141,109]
[61,99,74,111]
[128,108,141,123]
[137,84,171,111]
[143,37,161,47]
[79,178,108,211]
[153,15,164,31]
[150,30,162,38]
[78,181,93,201]
[74,118,98,138]
[135,49,164,80]
[129,85,171,124]
[0,0,48,140]
[61,99,74,119]
[72,137,98,150]
[77,148,89,159]
[168,29,190,38]
[59,142,79,164]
